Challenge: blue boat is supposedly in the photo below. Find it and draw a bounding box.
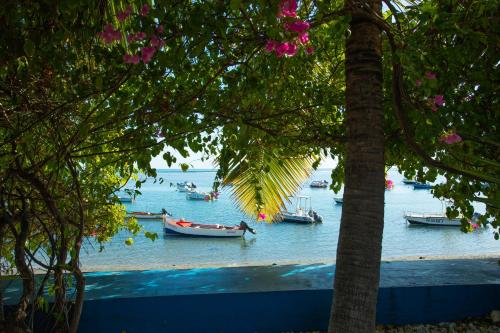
[413,182,433,190]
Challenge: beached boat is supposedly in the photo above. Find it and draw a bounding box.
[402,178,417,185]
[276,196,323,223]
[186,190,218,201]
[163,217,255,237]
[404,212,462,226]
[310,180,328,188]
[126,209,171,220]
[413,182,433,190]
[177,182,196,192]
[334,197,343,205]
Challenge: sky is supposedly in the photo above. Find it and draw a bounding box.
[150,148,337,170]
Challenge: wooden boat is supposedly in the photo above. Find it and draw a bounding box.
[126,209,171,220]
[404,212,461,226]
[334,197,343,205]
[310,180,328,188]
[277,196,323,223]
[413,182,433,190]
[163,217,255,237]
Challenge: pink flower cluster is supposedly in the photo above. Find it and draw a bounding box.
[439,132,462,145]
[385,179,394,190]
[117,5,132,22]
[99,4,166,65]
[265,1,313,57]
[99,24,122,44]
[258,213,267,220]
[277,0,297,17]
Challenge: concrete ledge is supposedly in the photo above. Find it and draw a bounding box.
[2,259,499,332]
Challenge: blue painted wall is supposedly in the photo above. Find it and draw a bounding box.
[78,284,500,333]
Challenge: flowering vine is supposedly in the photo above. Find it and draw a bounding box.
[98,4,165,65]
[439,132,462,145]
[265,0,314,57]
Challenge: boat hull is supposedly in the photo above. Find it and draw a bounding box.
[413,183,433,189]
[278,213,316,224]
[164,221,244,237]
[334,198,343,205]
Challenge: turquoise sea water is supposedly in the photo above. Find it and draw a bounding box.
[80,169,499,270]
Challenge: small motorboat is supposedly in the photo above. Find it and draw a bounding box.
[402,178,417,185]
[404,212,461,226]
[163,217,255,237]
[310,180,328,188]
[276,196,323,223]
[186,190,218,201]
[127,209,171,220]
[334,197,343,205]
[413,182,433,190]
[177,182,196,192]
[118,196,134,203]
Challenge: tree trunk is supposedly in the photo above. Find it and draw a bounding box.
[329,1,385,332]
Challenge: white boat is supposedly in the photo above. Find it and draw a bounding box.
[186,190,217,201]
[404,212,461,226]
[177,182,196,192]
[276,196,323,224]
[163,216,255,237]
[118,196,134,203]
[310,180,328,188]
[402,179,417,185]
[334,197,343,205]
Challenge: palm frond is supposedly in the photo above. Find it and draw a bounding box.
[217,148,317,221]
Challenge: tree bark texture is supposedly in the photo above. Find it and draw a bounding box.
[329,1,385,332]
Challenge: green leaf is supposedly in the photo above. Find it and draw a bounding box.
[125,238,134,246]
[24,39,35,57]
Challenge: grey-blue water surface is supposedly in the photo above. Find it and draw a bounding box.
[80,169,498,270]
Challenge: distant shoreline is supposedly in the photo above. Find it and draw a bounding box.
[79,253,500,273]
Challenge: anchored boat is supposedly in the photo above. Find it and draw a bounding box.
[413,182,433,190]
[126,209,171,220]
[186,190,218,201]
[404,212,461,226]
[276,196,323,224]
[402,178,417,185]
[163,216,255,237]
[310,180,328,188]
[334,197,343,205]
[177,182,196,192]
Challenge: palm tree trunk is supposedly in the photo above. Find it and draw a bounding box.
[328,1,385,332]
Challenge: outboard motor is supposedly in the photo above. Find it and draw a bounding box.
[313,211,323,223]
[240,221,256,235]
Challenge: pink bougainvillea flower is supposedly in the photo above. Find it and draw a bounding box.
[434,95,445,106]
[150,35,165,48]
[298,32,309,44]
[306,46,314,54]
[277,0,297,17]
[470,222,479,230]
[135,31,147,40]
[131,54,140,64]
[415,79,422,87]
[284,20,310,33]
[123,54,140,64]
[140,4,149,16]
[156,25,164,34]
[439,132,462,145]
[117,5,132,22]
[275,42,290,57]
[258,213,266,220]
[265,39,278,52]
[425,71,437,79]
[127,34,136,43]
[285,43,298,56]
[99,24,121,44]
[141,46,156,63]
